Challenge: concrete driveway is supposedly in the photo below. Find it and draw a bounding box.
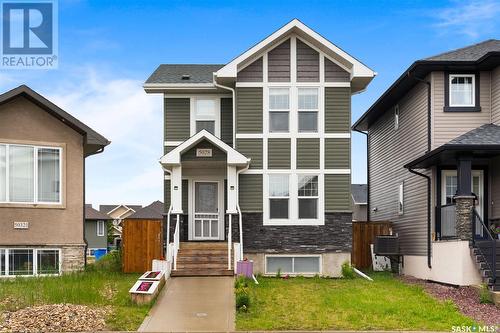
[139,277,235,332]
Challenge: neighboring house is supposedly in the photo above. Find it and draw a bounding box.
[85,204,110,258]
[144,19,376,276]
[353,40,500,290]
[0,85,109,276]
[126,201,164,220]
[351,184,367,221]
[99,204,142,248]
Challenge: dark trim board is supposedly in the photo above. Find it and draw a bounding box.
[443,71,481,113]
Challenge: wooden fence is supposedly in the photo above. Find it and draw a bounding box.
[351,221,391,269]
[122,219,163,273]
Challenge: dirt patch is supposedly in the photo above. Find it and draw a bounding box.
[400,276,500,326]
[0,303,111,333]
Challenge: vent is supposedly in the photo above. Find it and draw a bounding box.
[374,235,399,255]
[181,74,190,80]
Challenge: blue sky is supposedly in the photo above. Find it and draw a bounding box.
[2,0,499,206]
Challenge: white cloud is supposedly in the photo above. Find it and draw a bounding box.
[432,0,500,38]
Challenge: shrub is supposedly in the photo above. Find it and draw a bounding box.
[86,250,122,273]
[236,292,250,311]
[276,268,281,278]
[341,261,356,279]
[479,284,493,304]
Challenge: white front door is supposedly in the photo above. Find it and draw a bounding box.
[192,181,222,240]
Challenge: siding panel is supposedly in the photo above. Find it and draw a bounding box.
[239,174,263,212]
[325,174,351,211]
[164,179,171,209]
[165,98,190,141]
[236,87,263,133]
[268,138,291,169]
[182,179,188,213]
[236,138,263,169]
[181,140,226,162]
[221,98,233,146]
[268,39,291,82]
[325,87,351,133]
[491,66,500,125]
[325,138,350,169]
[296,39,319,82]
[325,58,350,82]
[237,57,263,82]
[296,138,320,169]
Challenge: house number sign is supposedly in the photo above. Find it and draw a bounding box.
[196,148,212,157]
[13,221,29,229]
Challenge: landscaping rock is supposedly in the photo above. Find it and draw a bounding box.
[0,304,111,333]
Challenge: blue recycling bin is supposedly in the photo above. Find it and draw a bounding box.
[94,249,107,260]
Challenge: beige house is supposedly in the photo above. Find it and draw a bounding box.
[0,85,109,276]
[353,40,500,290]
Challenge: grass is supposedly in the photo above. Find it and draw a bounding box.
[0,252,152,331]
[236,272,476,331]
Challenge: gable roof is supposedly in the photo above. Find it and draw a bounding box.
[145,64,224,84]
[351,184,367,205]
[353,39,500,131]
[85,204,110,220]
[126,201,164,219]
[0,85,110,156]
[99,204,142,215]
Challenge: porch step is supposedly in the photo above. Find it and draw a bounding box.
[180,242,226,249]
[171,269,234,277]
[173,242,234,277]
[470,242,500,292]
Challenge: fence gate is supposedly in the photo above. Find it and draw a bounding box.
[351,221,391,269]
[122,219,163,273]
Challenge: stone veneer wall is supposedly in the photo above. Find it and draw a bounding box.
[455,196,474,240]
[61,245,86,272]
[226,212,352,253]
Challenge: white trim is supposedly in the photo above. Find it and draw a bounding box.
[190,97,221,138]
[264,254,322,275]
[164,93,232,99]
[189,178,225,241]
[234,132,350,139]
[449,74,476,107]
[164,141,184,146]
[235,82,350,88]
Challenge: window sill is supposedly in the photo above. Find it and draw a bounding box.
[443,106,481,112]
[0,203,65,209]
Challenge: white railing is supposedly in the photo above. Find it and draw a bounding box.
[173,214,180,270]
[233,242,241,274]
[227,214,232,270]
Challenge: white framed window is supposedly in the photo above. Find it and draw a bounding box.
[0,248,61,277]
[192,97,220,136]
[398,182,404,215]
[269,174,290,219]
[298,175,318,219]
[449,74,475,107]
[0,144,62,205]
[298,88,318,132]
[269,88,290,133]
[97,220,105,237]
[394,104,399,130]
[265,255,321,275]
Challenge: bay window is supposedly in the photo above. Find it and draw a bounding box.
[269,174,289,219]
[269,88,290,132]
[298,88,318,132]
[449,74,475,107]
[0,144,61,204]
[298,175,318,219]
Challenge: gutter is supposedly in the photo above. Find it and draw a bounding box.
[212,74,236,148]
[352,128,370,222]
[83,138,88,268]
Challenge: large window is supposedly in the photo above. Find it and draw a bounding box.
[298,175,318,219]
[298,88,318,132]
[266,255,320,274]
[0,249,5,276]
[9,249,33,276]
[37,250,60,275]
[269,174,289,219]
[449,74,475,107]
[0,248,60,276]
[0,144,61,204]
[269,88,290,133]
[97,220,105,237]
[195,99,217,135]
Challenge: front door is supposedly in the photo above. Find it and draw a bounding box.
[193,181,220,240]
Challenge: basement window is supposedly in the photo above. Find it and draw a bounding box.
[265,255,321,274]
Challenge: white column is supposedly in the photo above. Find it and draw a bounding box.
[226,165,237,214]
[171,165,183,214]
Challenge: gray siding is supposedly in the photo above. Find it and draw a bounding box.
[85,220,107,249]
[239,174,263,212]
[181,140,226,162]
[296,39,319,82]
[165,146,175,154]
[369,82,429,256]
[325,87,351,133]
[324,58,350,82]
[236,87,263,133]
[164,179,171,209]
[325,174,350,211]
[221,97,233,146]
[237,57,263,82]
[268,39,291,82]
[491,66,500,125]
[165,98,190,141]
[268,138,291,169]
[432,71,492,148]
[182,179,188,213]
[296,138,320,169]
[325,138,350,169]
[236,138,263,169]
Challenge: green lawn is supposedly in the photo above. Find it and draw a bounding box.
[0,253,151,331]
[236,273,475,331]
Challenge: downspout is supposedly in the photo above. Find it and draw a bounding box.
[161,165,173,260]
[352,128,370,222]
[213,74,236,148]
[83,151,87,267]
[236,163,250,259]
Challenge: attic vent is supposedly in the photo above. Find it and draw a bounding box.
[181,74,190,80]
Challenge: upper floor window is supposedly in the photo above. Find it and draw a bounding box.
[97,220,105,236]
[269,88,290,133]
[449,74,475,107]
[269,174,289,219]
[0,144,61,204]
[298,88,318,133]
[298,175,318,219]
[194,98,219,136]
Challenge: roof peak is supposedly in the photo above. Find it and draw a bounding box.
[424,39,500,61]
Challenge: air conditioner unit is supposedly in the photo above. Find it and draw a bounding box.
[374,235,399,256]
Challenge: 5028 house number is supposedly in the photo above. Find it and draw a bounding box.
[196,148,212,157]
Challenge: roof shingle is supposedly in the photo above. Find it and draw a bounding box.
[351,184,367,204]
[145,64,224,84]
[126,201,164,219]
[448,124,500,146]
[425,39,500,62]
[85,204,110,220]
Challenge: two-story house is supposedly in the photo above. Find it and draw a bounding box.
[353,40,500,290]
[0,85,109,276]
[145,19,376,277]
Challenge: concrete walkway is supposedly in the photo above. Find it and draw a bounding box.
[139,277,235,332]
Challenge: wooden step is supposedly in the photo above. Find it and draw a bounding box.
[178,249,228,255]
[180,242,227,250]
[177,263,229,270]
[177,256,227,263]
[171,269,234,277]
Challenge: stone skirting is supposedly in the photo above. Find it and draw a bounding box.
[61,245,85,273]
[455,196,474,240]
